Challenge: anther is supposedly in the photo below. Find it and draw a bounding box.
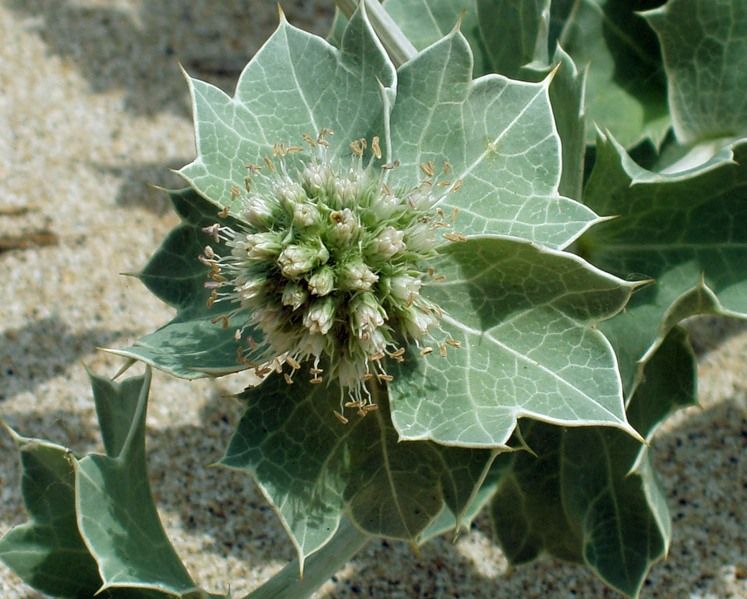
[443,231,467,242]
[371,136,382,159]
[420,346,433,356]
[202,224,221,242]
[283,372,294,385]
[211,315,229,329]
[318,128,335,145]
[439,343,448,357]
[263,156,275,172]
[420,161,435,177]
[206,290,218,308]
[303,133,317,147]
[286,355,301,370]
[334,410,349,424]
[446,338,461,348]
[230,185,241,198]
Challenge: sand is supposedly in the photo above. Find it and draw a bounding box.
[0,1,745,597]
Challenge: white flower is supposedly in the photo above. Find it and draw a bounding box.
[338,259,378,291]
[388,274,421,303]
[373,226,406,258]
[307,267,335,296]
[202,134,452,399]
[282,282,307,310]
[242,195,276,229]
[328,208,358,243]
[303,298,335,335]
[402,305,438,338]
[244,232,282,260]
[277,242,329,277]
[293,203,320,227]
[350,292,386,336]
[302,163,330,194]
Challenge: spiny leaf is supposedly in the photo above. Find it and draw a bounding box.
[180,5,396,213]
[389,236,638,448]
[0,435,101,598]
[521,45,586,201]
[110,188,263,379]
[388,29,599,248]
[644,0,747,143]
[383,0,489,74]
[555,0,670,148]
[491,326,697,598]
[0,372,219,598]
[580,135,747,395]
[75,369,202,596]
[477,0,551,78]
[221,373,495,571]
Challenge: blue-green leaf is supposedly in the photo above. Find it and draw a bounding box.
[389,236,639,447]
[388,30,600,248]
[491,325,697,598]
[580,134,747,395]
[180,5,396,212]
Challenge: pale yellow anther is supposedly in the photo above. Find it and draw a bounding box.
[334,410,349,424]
[372,136,382,159]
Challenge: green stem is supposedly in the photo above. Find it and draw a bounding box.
[335,0,417,67]
[242,518,371,599]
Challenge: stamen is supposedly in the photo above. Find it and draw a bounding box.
[334,410,349,424]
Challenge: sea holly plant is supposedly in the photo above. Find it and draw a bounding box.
[2,1,746,598]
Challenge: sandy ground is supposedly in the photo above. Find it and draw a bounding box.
[0,1,745,597]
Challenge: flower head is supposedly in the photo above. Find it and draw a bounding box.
[202,132,456,407]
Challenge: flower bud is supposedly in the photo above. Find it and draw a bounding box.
[350,292,386,336]
[338,259,378,291]
[405,222,435,253]
[307,266,335,296]
[369,193,403,220]
[277,241,329,278]
[242,196,276,229]
[303,297,335,335]
[388,274,421,304]
[328,208,358,244]
[302,163,330,195]
[334,174,360,205]
[373,226,406,259]
[359,327,388,355]
[244,232,282,260]
[274,179,306,211]
[293,203,320,228]
[402,304,437,338]
[281,281,308,310]
[236,277,267,302]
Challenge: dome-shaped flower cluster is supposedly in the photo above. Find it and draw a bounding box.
[201,132,456,413]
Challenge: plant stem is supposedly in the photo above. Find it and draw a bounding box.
[242,518,371,599]
[335,0,417,67]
